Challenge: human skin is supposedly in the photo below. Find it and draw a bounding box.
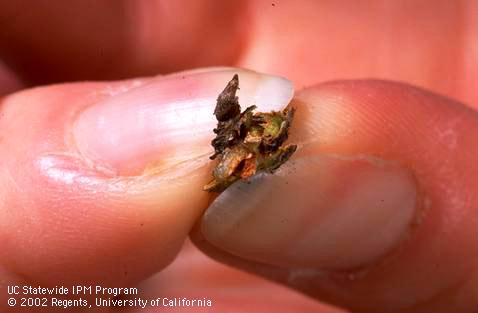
[0,1,478,313]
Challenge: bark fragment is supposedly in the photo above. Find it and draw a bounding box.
[204,74,297,192]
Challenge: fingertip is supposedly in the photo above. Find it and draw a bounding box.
[0,67,294,289]
[73,68,293,175]
[195,79,478,312]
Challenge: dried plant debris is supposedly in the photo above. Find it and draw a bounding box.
[204,74,297,192]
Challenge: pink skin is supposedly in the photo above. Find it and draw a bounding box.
[194,81,478,312]
[1,1,478,312]
[1,73,478,313]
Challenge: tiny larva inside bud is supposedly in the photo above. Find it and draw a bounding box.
[203,74,297,192]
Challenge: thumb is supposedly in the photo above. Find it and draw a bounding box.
[0,68,292,308]
[193,80,478,313]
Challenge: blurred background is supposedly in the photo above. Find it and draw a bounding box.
[1,0,476,106]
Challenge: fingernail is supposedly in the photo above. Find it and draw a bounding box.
[73,68,293,175]
[201,155,417,270]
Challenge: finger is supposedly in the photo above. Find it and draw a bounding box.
[0,68,292,310]
[0,0,247,84]
[131,240,345,313]
[193,80,478,312]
